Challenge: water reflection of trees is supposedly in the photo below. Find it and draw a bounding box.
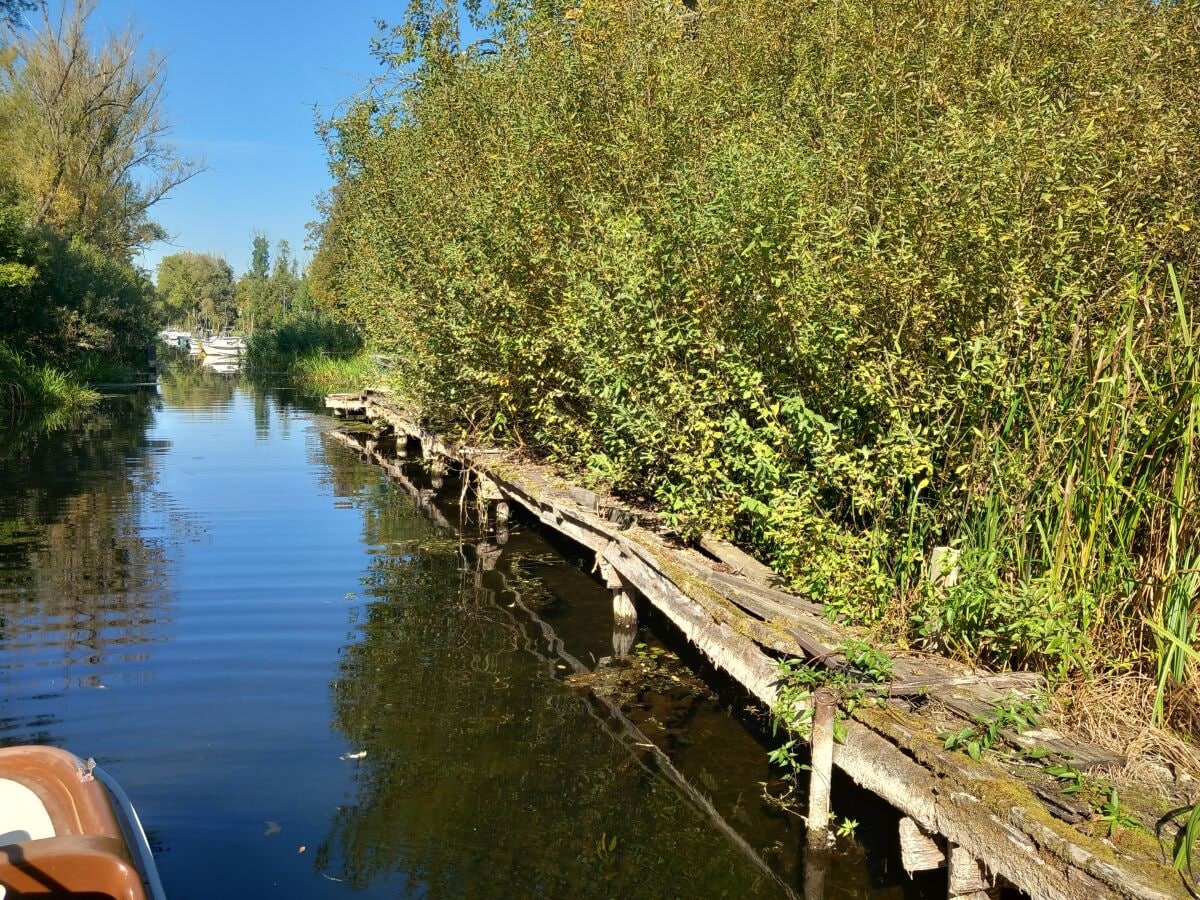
[314,444,778,899]
[0,390,173,705]
[155,361,237,410]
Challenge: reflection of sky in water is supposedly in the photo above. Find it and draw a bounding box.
[0,370,917,899]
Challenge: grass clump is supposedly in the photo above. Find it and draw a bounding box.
[245,312,361,368]
[0,341,100,409]
[288,352,378,393]
[312,0,1200,741]
[244,312,375,392]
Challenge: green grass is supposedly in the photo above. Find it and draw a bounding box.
[0,342,101,409]
[288,352,378,393]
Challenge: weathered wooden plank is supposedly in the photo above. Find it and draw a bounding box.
[899,816,945,873]
[705,567,827,617]
[698,533,789,589]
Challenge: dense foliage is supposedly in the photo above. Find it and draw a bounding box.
[234,236,309,332]
[155,252,236,330]
[314,0,1200,728]
[1,1,193,403]
[245,311,361,363]
[0,174,156,371]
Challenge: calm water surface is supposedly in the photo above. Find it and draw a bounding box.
[0,365,926,898]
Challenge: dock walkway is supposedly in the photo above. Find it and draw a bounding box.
[326,389,1188,900]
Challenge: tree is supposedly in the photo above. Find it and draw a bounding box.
[236,233,271,331]
[0,0,33,32]
[155,252,235,331]
[269,238,300,318]
[236,234,305,330]
[0,0,200,257]
[250,233,269,279]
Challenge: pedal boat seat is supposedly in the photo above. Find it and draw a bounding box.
[0,746,147,899]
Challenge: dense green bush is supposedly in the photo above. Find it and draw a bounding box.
[245,311,363,366]
[315,0,1200,725]
[1,184,156,370]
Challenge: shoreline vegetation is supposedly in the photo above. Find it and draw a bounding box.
[307,0,1200,766]
[244,313,376,393]
[0,341,100,410]
[1,1,196,414]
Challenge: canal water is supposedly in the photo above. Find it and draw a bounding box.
[0,365,934,898]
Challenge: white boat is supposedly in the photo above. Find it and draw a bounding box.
[201,335,246,356]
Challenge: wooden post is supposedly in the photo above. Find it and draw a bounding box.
[599,554,638,658]
[806,687,837,849]
[948,845,996,900]
[929,546,961,590]
[803,846,828,900]
[612,619,637,658]
[613,586,637,626]
[495,500,511,525]
[475,541,502,572]
[612,588,638,657]
[899,816,945,875]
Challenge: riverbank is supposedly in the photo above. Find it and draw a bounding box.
[329,387,1199,899]
[0,342,101,410]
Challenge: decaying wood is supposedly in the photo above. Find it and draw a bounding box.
[899,816,945,873]
[324,393,1189,900]
[807,687,837,849]
[947,845,994,900]
[699,533,788,589]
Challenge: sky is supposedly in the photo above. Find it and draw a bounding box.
[74,0,392,279]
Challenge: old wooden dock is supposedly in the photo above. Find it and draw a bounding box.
[326,389,1189,900]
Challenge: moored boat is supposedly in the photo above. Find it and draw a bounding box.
[0,745,165,899]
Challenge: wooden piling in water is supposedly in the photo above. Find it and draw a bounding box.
[947,845,997,900]
[806,687,837,850]
[599,556,638,658]
[898,816,944,875]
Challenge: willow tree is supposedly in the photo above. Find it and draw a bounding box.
[0,0,200,257]
[0,0,192,364]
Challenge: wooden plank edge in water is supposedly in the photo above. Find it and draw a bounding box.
[325,393,1184,900]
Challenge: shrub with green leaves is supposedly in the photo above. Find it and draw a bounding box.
[314,0,1200,731]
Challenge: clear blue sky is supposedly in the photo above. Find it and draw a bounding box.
[83,0,389,279]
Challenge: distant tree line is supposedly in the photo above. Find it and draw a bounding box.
[155,234,310,333]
